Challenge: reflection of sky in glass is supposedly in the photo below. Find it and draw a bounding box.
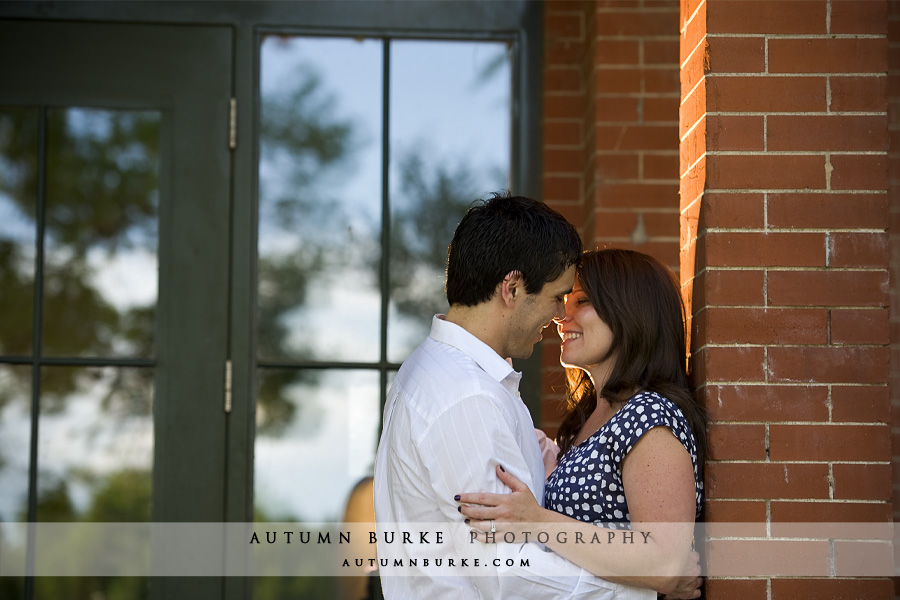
[0,366,31,522]
[258,36,383,362]
[37,367,153,519]
[254,369,379,522]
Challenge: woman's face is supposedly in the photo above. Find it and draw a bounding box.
[556,277,615,372]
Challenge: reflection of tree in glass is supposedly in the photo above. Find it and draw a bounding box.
[0,109,158,399]
[257,62,361,436]
[389,147,506,337]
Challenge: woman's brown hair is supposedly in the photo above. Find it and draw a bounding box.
[554,249,707,465]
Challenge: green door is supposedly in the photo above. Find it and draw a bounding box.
[0,18,232,596]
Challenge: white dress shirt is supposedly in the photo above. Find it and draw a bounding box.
[374,316,653,599]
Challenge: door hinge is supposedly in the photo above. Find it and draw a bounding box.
[224,359,233,413]
[228,98,237,150]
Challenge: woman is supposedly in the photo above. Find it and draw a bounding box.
[457,249,706,596]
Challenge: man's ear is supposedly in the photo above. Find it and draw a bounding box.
[499,270,524,307]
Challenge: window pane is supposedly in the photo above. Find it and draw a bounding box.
[388,40,512,362]
[0,108,39,356]
[0,365,31,522]
[258,36,383,363]
[43,109,160,359]
[254,368,379,523]
[37,366,153,523]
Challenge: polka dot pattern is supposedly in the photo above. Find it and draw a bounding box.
[544,391,703,529]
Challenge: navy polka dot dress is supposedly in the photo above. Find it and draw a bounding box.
[544,391,702,529]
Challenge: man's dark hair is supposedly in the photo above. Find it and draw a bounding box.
[445,193,582,306]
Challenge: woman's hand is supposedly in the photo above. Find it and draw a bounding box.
[455,465,547,536]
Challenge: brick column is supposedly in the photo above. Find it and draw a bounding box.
[681,1,892,598]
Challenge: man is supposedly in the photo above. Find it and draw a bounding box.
[374,194,698,598]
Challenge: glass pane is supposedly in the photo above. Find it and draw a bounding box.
[0,365,31,522]
[43,108,160,359]
[258,36,383,363]
[254,368,379,522]
[388,40,512,362]
[37,366,153,523]
[0,108,39,356]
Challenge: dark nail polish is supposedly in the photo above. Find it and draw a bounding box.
[464,519,470,524]
[499,464,506,472]
[457,506,461,512]
[454,494,460,501]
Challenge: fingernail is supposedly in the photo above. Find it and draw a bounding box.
[499,464,506,472]
[454,495,460,501]
[457,506,461,512]
[464,519,470,524]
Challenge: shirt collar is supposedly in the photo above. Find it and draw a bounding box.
[428,315,522,388]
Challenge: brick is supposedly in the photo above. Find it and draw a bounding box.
[706,539,831,577]
[544,175,581,203]
[767,193,889,229]
[545,12,584,40]
[707,0,826,35]
[707,423,766,460]
[594,11,677,37]
[706,36,766,74]
[769,38,888,74]
[707,155,827,191]
[704,384,829,422]
[595,97,640,122]
[831,385,890,423]
[643,67,679,94]
[707,115,763,151]
[771,500,892,524]
[832,308,889,345]
[703,232,825,268]
[643,39,677,66]
[700,193,765,229]
[642,97,678,124]
[642,153,678,180]
[544,95,585,120]
[594,68,642,94]
[595,182,678,209]
[594,154,640,180]
[834,540,894,577]
[833,154,888,190]
[767,346,889,384]
[830,76,888,112]
[593,210,679,239]
[704,499,767,523]
[594,124,677,151]
[707,76,826,112]
[698,307,828,346]
[594,39,640,65]
[839,464,896,501]
[697,269,765,307]
[544,120,582,146]
[545,40,586,66]
[545,148,585,173]
[705,579,767,600]
[831,0,888,35]
[546,66,583,93]
[693,346,765,383]
[705,462,830,499]
[772,578,894,600]
[767,115,888,152]
[829,232,889,269]
[769,424,891,461]
[768,270,889,307]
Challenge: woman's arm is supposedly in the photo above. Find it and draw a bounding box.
[457,426,697,595]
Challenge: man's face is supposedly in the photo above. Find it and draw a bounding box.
[506,265,575,360]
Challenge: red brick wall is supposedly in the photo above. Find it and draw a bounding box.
[542,0,683,438]
[543,1,894,598]
[681,0,892,598]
